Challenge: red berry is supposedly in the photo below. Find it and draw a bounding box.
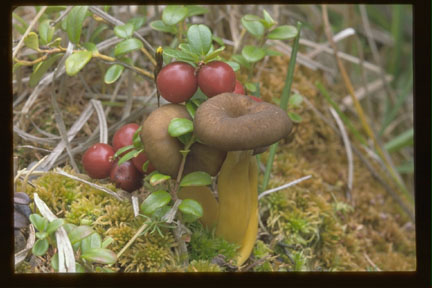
[156,62,198,103]
[249,95,263,102]
[113,123,140,153]
[132,152,155,174]
[82,143,114,179]
[233,80,245,94]
[197,61,236,97]
[110,160,142,192]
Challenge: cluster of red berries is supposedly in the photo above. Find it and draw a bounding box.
[156,60,259,103]
[82,123,154,192]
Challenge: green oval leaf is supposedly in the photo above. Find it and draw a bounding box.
[178,199,203,222]
[24,32,39,51]
[162,5,188,26]
[185,101,197,119]
[65,51,93,76]
[287,111,302,123]
[204,46,225,62]
[114,23,134,39]
[241,17,265,38]
[39,19,54,45]
[140,190,172,215]
[67,225,94,245]
[51,253,59,271]
[29,214,48,232]
[187,24,212,56]
[127,16,146,31]
[231,54,251,69]
[114,38,143,56]
[81,248,117,264]
[163,47,197,62]
[32,239,49,256]
[133,126,143,149]
[150,20,177,34]
[113,144,134,158]
[180,171,211,187]
[46,218,64,235]
[288,93,303,107]
[262,9,276,28]
[29,54,62,87]
[81,232,102,254]
[66,6,88,44]
[242,45,266,63]
[104,64,124,84]
[168,118,194,137]
[185,5,209,17]
[117,149,141,166]
[267,25,298,40]
[223,60,240,72]
[264,48,283,57]
[149,173,171,186]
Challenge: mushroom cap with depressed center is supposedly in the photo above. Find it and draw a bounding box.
[193,93,292,151]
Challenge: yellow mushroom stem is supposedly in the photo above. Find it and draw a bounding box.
[215,150,258,266]
[177,150,259,266]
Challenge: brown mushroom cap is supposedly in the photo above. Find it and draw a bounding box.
[141,104,226,178]
[193,93,292,151]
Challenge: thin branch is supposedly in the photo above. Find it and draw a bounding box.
[258,175,312,200]
[12,6,47,58]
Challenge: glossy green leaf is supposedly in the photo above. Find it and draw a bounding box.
[149,173,171,186]
[35,231,48,239]
[114,38,143,56]
[90,24,108,42]
[140,190,172,215]
[102,236,114,248]
[29,214,48,232]
[65,51,93,76]
[150,20,177,34]
[178,199,203,222]
[185,101,197,119]
[39,19,54,45]
[168,118,194,137]
[66,6,88,44]
[262,9,276,28]
[24,32,39,51]
[127,16,146,31]
[384,128,414,153]
[204,46,225,62]
[81,248,117,264]
[152,206,172,219]
[67,225,94,245]
[287,111,302,123]
[288,93,303,107]
[187,24,212,56]
[224,60,240,72]
[179,171,211,187]
[231,54,251,69]
[133,126,143,148]
[114,23,134,39]
[264,48,283,57]
[241,17,265,38]
[242,45,266,63]
[163,47,197,62]
[29,53,63,87]
[141,161,150,173]
[117,148,141,166]
[243,14,262,21]
[267,25,298,40]
[104,64,124,84]
[81,232,102,254]
[162,5,188,26]
[46,218,64,235]
[32,239,49,256]
[114,145,134,158]
[82,42,98,53]
[245,82,257,92]
[185,5,209,17]
[51,253,59,271]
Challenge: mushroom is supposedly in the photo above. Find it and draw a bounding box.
[193,93,292,265]
[140,104,226,179]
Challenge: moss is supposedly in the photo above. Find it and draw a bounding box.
[119,241,174,272]
[187,222,239,262]
[186,260,223,272]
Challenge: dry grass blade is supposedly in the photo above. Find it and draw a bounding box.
[14,224,36,266]
[13,126,58,145]
[33,193,76,272]
[40,102,93,171]
[162,199,182,224]
[329,107,353,201]
[131,196,140,217]
[258,175,312,200]
[12,6,47,58]
[55,168,126,201]
[90,99,108,144]
[307,27,356,59]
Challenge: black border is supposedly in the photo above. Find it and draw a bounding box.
[3,0,431,287]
